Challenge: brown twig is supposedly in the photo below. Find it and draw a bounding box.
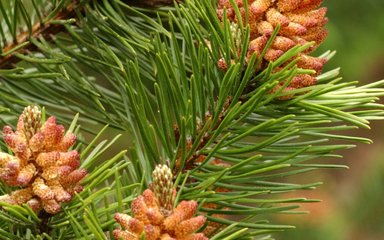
[38,210,53,234]
[0,2,79,69]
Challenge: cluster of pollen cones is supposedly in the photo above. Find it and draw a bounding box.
[217,0,328,99]
[114,165,208,240]
[0,106,87,214]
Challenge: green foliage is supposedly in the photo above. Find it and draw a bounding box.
[0,0,383,239]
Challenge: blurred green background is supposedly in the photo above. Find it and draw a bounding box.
[275,1,384,239]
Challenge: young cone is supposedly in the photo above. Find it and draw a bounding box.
[0,106,87,214]
[152,164,175,212]
[113,165,208,240]
[217,0,328,98]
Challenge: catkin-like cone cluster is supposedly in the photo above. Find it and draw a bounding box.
[114,165,208,240]
[217,0,328,98]
[0,106,87,214]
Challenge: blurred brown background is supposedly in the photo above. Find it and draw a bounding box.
[275,1,384,239]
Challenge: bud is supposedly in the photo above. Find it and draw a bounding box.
[230,22,242,51]
[152,164,175,212]
[22,105,42,141]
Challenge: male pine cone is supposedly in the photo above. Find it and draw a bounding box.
[0,106,87,214]
[114,165,208,240]
[217,0,328,98]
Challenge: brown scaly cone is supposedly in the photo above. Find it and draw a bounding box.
[113,165,209,240]
[0,106,87,214]
[217,0,328,99]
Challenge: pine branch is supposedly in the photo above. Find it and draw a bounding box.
[1,0,384,238]
[0,1,81,69]
[174,96,233,174]
[0,0,172,69]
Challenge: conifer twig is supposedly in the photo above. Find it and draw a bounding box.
[175,97,232,174]
[0,2,79,69]
[38,210,53,234]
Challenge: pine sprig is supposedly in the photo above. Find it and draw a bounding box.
[0,0,84,68]
[0,0,383,239]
